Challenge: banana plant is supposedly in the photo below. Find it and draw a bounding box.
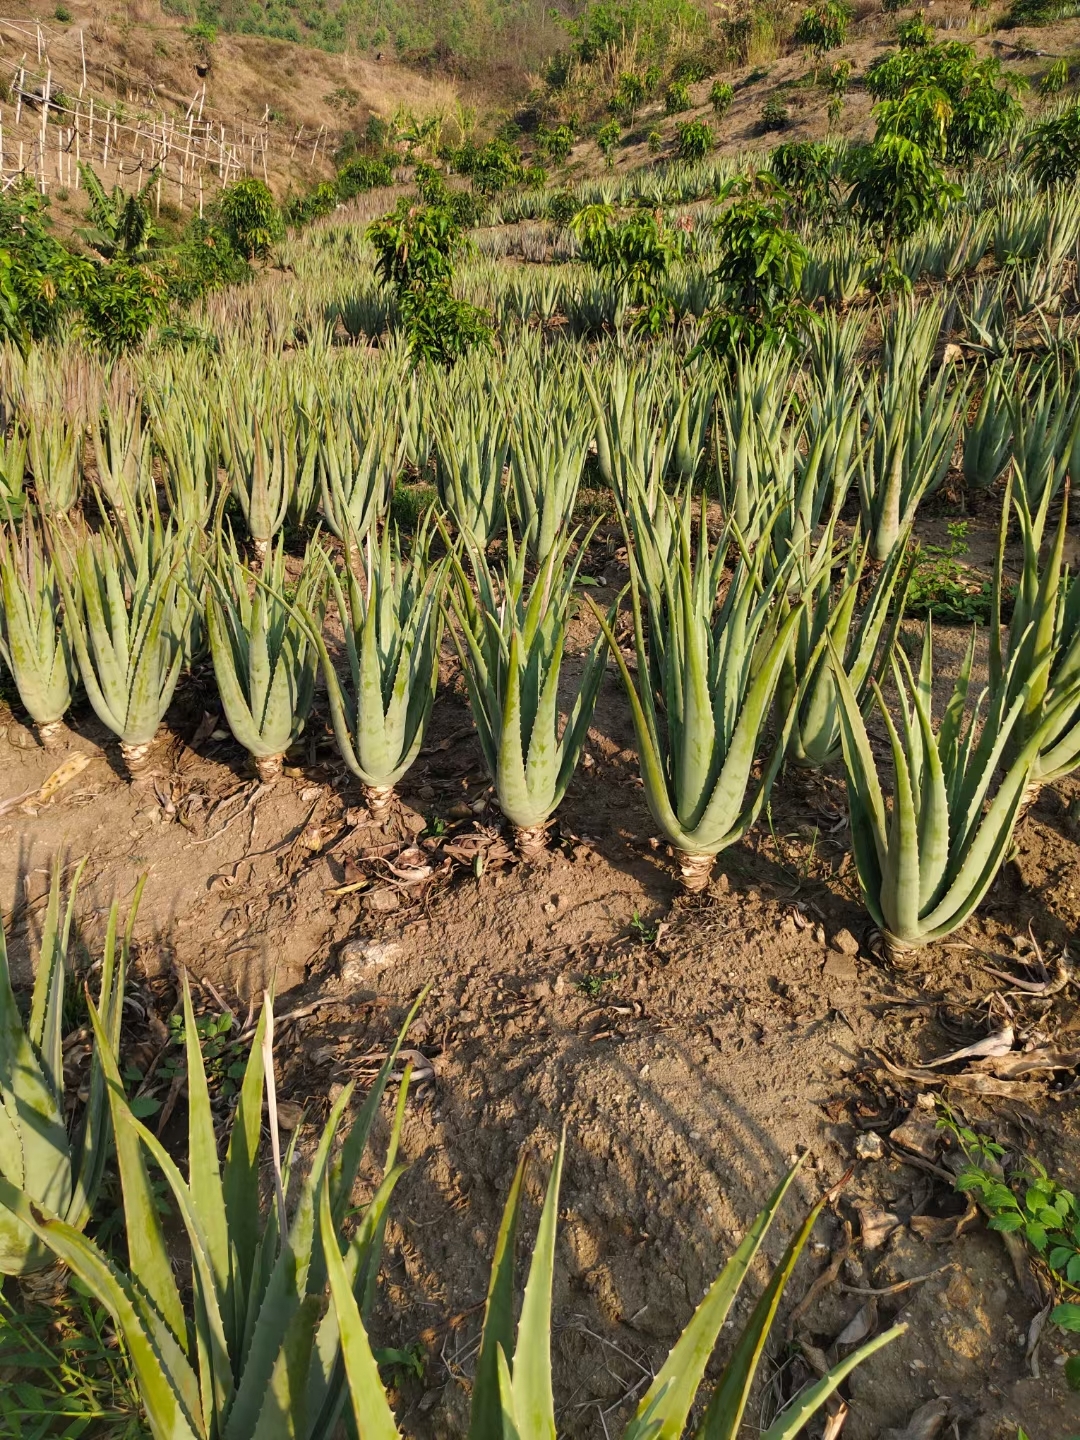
[0,857,138,1275]
[55,509,195,777]
[0,977,422,1440]
[831,621,1078,958]
[0,516,76,747]
[434,387,509,548]
[508,388,591,562]
[91,371,151,522]
[779,533,913,770]
[450,528,609,859]
[989,477,1080,804]
[328,1139,903,1440]
[593,493,804,892]
[25,401,82,515]
[309,519,445,824]
[206,530,327,784]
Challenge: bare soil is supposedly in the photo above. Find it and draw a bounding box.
[2,501,1079,1438]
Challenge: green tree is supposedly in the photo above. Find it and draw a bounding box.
[710,80,734,118]
[597,118,621,166]
[665,79,692,112]
[677,117,713,159]
[216,178,283,260]
[367,199,491,366]
[1023,100,1080,185]
[794,0,853,54]
[612,71,647,124]
[845,132,960,243]
[701,175,809,354]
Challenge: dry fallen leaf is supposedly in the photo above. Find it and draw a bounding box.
[923,1025,1014,1067]
[834,1299,876,1347]
[15,752,93,813]
[884,1398,949,1440]
[909,1198,979,1244]
[857,1204,900,1251]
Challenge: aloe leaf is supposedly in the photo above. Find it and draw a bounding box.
[319,1178,401,1440]
[511,1135,564,1440]
[759,1325,905,1440]
[625,1160,804,1440]
[471,1153,528,1440]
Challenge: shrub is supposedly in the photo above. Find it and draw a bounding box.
[1040,58,1071,94]
[770,140,837,217]
[677,117,713,159]
[336,155,394,198]
[611,71,647,124]
[548,189,579,224]
[896,13,935,45]
[760,94,790,130]
[794,0,853,53]
[710,79,734,118]
[54,3,72,18]
[648,127,665,153]
[701,176,808,354]
[665,79,692,112]
[1023,100,1080,184]
[470,137,525,195]
[597,118,621,165]
[845,132,960,242]
[672,55,713,83]
[216,177,282,259]
[866,42,1023,162]
[537,121,575,163]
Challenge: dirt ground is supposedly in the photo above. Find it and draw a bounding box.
[2,500,1080,1439]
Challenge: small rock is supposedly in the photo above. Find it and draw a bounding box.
[942,343,964,365]
[831,927,860,956]
[823,952,858,983]
[328,1082,347,1105]
[418,784,436,800]
[340,938,402,982]
[716,873,730,893]
[362,888,400,914]
[812,923,826,946]
[855,1132,885,1161]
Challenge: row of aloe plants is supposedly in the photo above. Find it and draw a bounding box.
[0,862,902,1437]
[2,438,1077,955]
[5,300,1080,569]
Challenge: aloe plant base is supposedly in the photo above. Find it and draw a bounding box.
[255,752,285,784]
[679,851,716,892]
[513,820,552,861]
[363,782,396,824]
[119,740,154,777]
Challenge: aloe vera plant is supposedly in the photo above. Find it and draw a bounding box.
[56,511,195,776]
[0,424,27,519]
[206,531,326,783]
[509,387,591,561]
[962,361,1014,491]
[327,1139,903,1440]
[224,409,298,557]
[451,529,609,858]
[91,370,151,522]
[831,622,1077,957]
[310,520,445,823]
[434,386,509,548]
[989,478,1080,803]
[316,388,399,543]
[0,516,76,747]
[0,977,421,1440]
[859,363,966,563]
[594,494,803,892]
[779,534,912,769]
[0,858,137,1275]
[25,401,82,516]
